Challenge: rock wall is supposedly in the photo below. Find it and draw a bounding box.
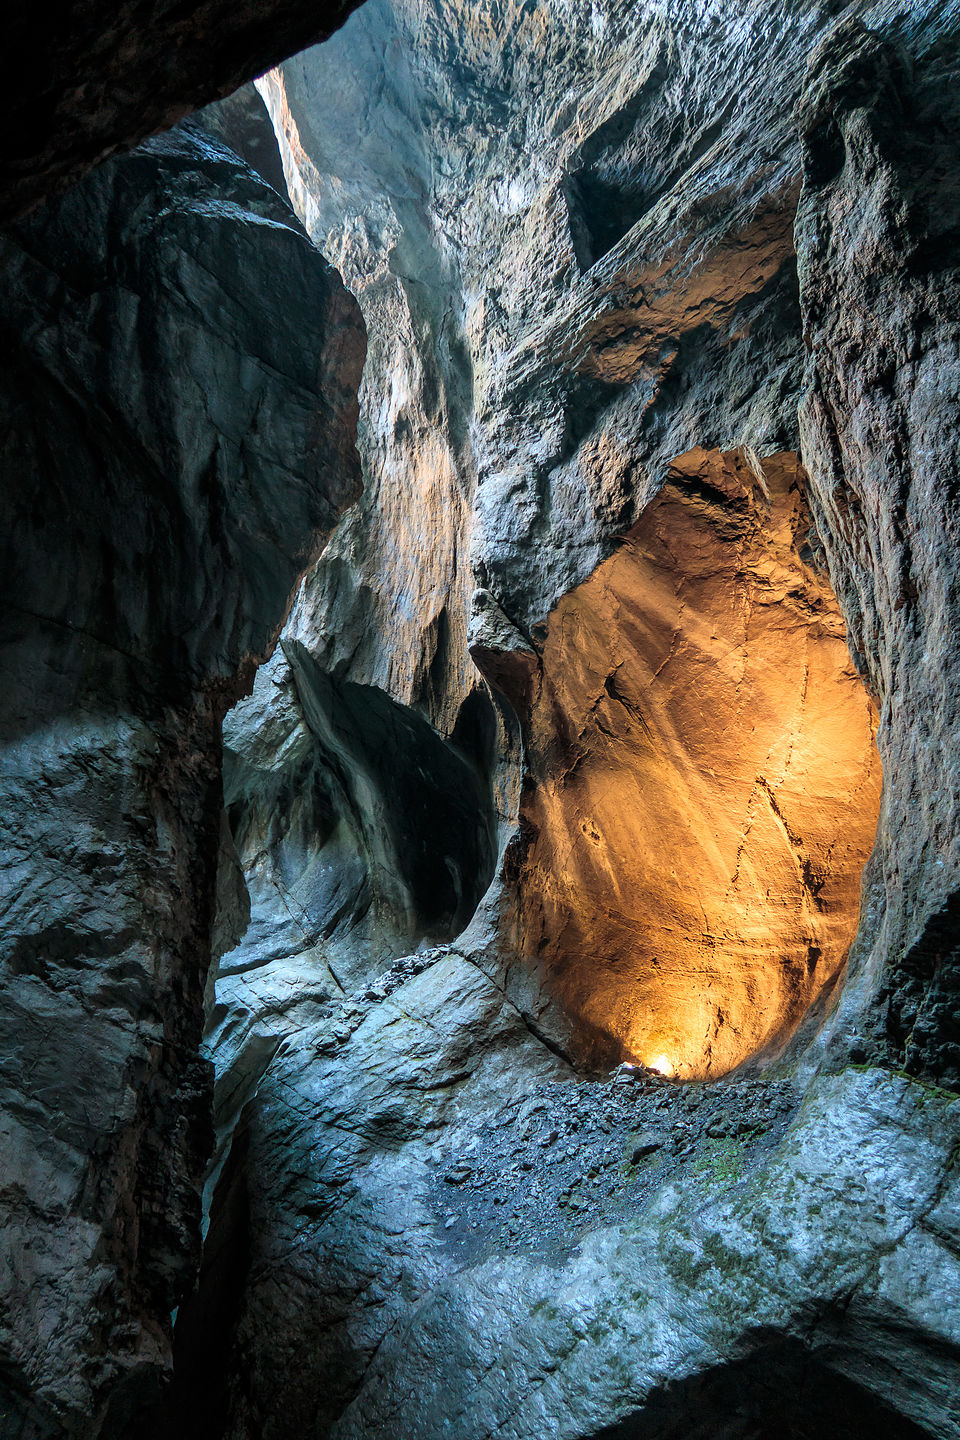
[1,0,362,224]
[509,447,882,1079]
[796,18,960,1087]
[213,0,828,1087]
[0,124,364,1435]
[5,0,960,1436]
[185,2,960,1438]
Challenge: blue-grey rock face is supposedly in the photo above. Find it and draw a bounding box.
[190,4,960,1439]
[0,124,364,1435]
[797,18,960,1090]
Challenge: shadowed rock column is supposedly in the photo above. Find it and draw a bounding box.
[796,18,960,1086]
[0,125,364,1436]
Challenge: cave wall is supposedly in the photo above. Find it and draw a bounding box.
[0,124,364,1435]
[227,0,939,1079]
[261,0,811,647]
[511,447,882,1079]
[213,0,825,1080]
[178,3,960,1439]
[795,18,960,1087]
[4,0,960,1436]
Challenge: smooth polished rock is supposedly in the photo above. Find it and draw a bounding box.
[0,123,364,1436]
[508,447,882,1078]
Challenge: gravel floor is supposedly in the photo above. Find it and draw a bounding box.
[429,1068,798,1262]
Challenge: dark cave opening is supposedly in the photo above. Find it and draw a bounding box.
[589,1340,937,1440]
[563,167,650,272]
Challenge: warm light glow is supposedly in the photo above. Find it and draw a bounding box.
[502,447,884,1080]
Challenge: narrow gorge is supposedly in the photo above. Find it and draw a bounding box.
[1,2,959,1437]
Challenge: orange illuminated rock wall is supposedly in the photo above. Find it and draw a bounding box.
[508,448,883,1079]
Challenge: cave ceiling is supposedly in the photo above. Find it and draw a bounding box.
[0,0,363,225]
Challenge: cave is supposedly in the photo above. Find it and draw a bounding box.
[501,446,882,1078]
[2,4,960,1440]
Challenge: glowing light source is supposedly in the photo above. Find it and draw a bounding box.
[505,447,883,1081]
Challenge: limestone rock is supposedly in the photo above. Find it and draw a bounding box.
[507,446,882,1077]
[257,0,813,700]
[215,0,831,1088]
[330,1065,960,1440]
[219,637,498,994]
[6,0,960,1434]
[0,0,361,223]
[0,124,363,1435]
[796,17,960,1089]
[189,2,960,1437]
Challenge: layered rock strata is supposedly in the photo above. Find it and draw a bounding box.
[0,125,363,1435]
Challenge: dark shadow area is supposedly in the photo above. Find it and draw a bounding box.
[288,642,498,939]
[590,1338,935,1440]
[560,43,742,272]
[563,167,650,272]
[219,640,500,992]
[126,1109,255,1440]
[885,885,960,1090]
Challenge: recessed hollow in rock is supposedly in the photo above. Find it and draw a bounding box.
[585,1338,933,1440]
[502,448,883,1079]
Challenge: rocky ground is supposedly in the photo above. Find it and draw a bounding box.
[430,1070,798,1262]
